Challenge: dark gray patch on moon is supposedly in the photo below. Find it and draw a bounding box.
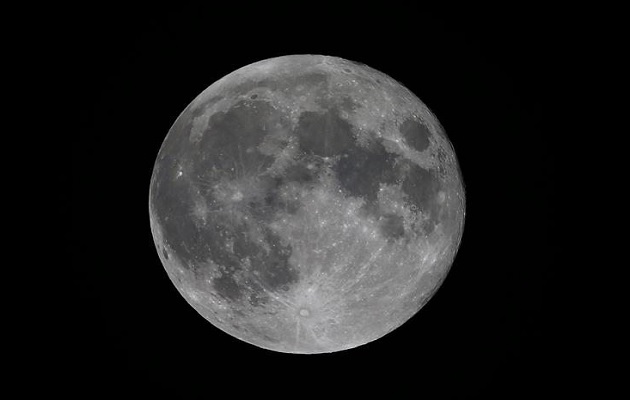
[247,177,298,221]
[211,268,243,301]
[378,213,406,241]
[244,227,296,291]
[150,179,212,269]
[193,216,297,305]
[296,109,356,157]
[196,99,278,173]
[334,139,399,202]
[401,162,442,235]
[281,161,318,185]
[399,118,431,153]
[150,100,295,273]
[248,162,320,221]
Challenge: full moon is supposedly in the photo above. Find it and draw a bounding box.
[149,55,465,353]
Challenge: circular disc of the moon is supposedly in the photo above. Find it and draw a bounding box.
[149,55,465,354]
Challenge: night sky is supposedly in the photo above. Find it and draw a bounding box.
[69,5,563,397]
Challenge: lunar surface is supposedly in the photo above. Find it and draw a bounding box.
[149,55,465,353]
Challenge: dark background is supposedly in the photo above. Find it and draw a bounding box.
[69,5,564,397]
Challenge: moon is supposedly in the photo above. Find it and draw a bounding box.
[149,55,465,353]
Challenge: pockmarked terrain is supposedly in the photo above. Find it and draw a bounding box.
[149,55,465,353]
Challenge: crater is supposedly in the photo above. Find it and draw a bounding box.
[231,72,329,99]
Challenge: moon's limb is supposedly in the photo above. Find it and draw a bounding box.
[149,55,465,353]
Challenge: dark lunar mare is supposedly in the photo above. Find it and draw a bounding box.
[378,214,406,241]
[296,109,356,157]
[195,99,278,173]
[151,97,302,306]
[334,138,399,203]
[401,162,442,235]
[249,161,320,221]
[399,118,431,153]
[207,222,297,304]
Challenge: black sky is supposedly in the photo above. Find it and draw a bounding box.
[69,5,563,397]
